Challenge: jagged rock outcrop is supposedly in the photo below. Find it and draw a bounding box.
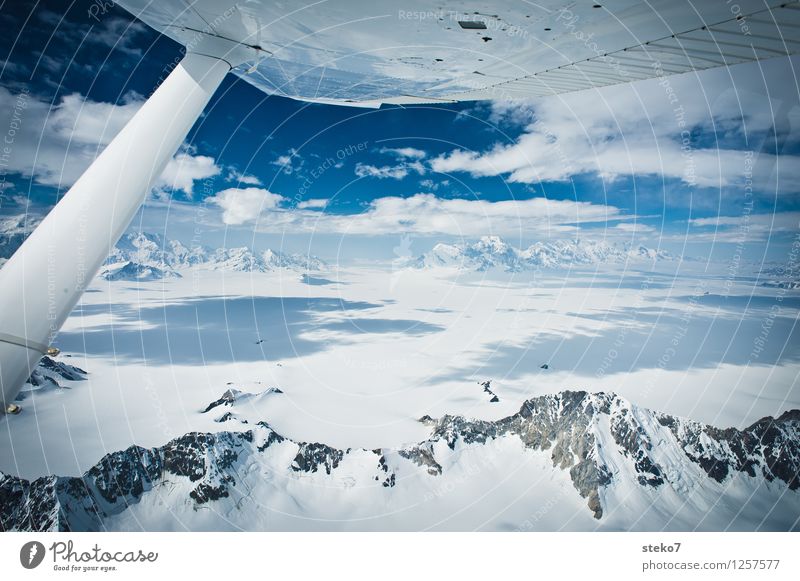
[200,387,284,422]
[16,356,87,401]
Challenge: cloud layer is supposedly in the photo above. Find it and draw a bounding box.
[203,192,627,237]
[431,58,800,194]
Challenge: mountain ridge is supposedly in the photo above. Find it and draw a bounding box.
[414,235,678,271]
[2,389,797,531]
[101,232,326,279]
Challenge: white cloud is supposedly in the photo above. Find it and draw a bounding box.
[614,223,656,234]
[681,212,800,242]
[208,187,286,225]
[225,168,262,186]
[0,88,219,197]
[355,161,426,180]
[0,88,143,186]
[46,93,142,146]
[430,57,800,194]
[88,16,149,57]
[296,198,329,209]
[379,147,427,159]
[271,148,304,175]
[156,152,220,197]
[419,178,450,192]
[355,146,429,180]
[237,193,627,237]
[355,163,409,180]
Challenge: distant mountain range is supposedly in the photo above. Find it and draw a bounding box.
[1,218,326,279]
[101,232,326,280]
[413,236,677,271]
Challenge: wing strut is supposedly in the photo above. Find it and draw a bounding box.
[0,53,230,412]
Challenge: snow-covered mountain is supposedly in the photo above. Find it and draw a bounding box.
[2,389,796,531]
[0,214,43,268]
[414,236,677,271]
[101,261,182,281]
[14,356,87,402]
[101,232,326,279]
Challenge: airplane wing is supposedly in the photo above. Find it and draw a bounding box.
[117,0,800,106]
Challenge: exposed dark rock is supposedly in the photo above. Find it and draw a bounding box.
[16,356,88,401]
[201,389,241,413]
[291,442,344,475]
[479,379,500,403]
[201,387,283,414]
[399,446,442,476]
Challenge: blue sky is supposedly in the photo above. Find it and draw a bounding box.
[1,0,799,262]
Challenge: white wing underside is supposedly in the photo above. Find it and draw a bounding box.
[117,0,800,106]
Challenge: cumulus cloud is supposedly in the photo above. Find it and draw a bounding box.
[0,87,220,196]
[355,161,426,180]
[686,212,800,242]
[272,148,304,175]
[208,187,286,225]
[47,92,141,146]
[0,87,142,187]
[156,152,220,197]
[656,211,800,244]
[614,223,657,234]
[37,11,148,59]
[355,163,410,180]
[419,178,450,192]
[430,57,800,195]
[355,146,430,180]
[235,193,627,237]
[296,198,329,209]
[225,168,262,186]
[379,147,427,159]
